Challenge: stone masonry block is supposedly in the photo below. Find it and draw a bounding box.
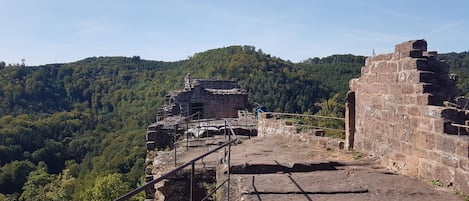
[378,73,397,83]
[434,162,454,186]
[440,152,459,168]
[378,84,389,94]
[423,106,444,118]
[383,97,397,110]
[361,66,369,74]
[431,119,444,134]
[388,151,407,162]
[408,105,421,116]
[416,131,436,150]
[401,84,415,94]
[349,78,359,91]
[400,141,413,154]
[389,84,402,96]
[373,62,386,73]
[364,74,372,84]
[459,159,469,172]
[411,145,429,159]
[387,62,398,73]
[384,110,398,122]
[417,159,435,179]
[404,156,420,177]
[398,70,435,84]
[398,71,415,83]
[420,132,435,149]
[395,40,427,59]
[455,138,469,158]
[436,133,457,154]
[397,50,423,59]
[399,83,431,94]
[416,117,432,132]
[395,39,428,53]
[400,58,430,71]
[455,169,469,192]
[369,63,378,72]
[416,93,441,106]
[388,137,401,151]
[369,84,380,94]
[403,95,417,105]
[366,53,393,65]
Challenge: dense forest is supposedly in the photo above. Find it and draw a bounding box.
[0,46,467,200]
[439,52,469,96]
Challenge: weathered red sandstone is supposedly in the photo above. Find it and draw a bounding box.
[347,39,469,191]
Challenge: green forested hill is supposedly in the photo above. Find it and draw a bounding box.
[1,46,467,200]
[440,52,469,96]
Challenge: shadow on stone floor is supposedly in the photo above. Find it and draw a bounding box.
[230,161,347,174]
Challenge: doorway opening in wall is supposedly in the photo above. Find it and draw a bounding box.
[190,103,204,118]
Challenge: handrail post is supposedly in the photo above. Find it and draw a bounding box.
[224,120,227,162]
[227,130,231,201]
[190,161,195,201]
[186,120,189,151]
[174,124,178,166]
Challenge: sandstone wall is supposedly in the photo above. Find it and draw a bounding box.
[172,86,248,119]
[204,93,248,118]
[257,113,344,151]
[349,39,469,191]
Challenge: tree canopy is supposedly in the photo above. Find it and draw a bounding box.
[0,46,467,200]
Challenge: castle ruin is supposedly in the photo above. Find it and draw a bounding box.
[138,40,469,201]
[347,39,469,191]
[162,74,248,119]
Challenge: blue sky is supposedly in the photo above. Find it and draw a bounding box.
[1,0,468,65]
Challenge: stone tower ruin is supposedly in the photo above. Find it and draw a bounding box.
[347,39,469,191]
[162,75,248,119]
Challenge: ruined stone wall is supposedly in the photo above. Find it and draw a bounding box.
[195,79,240,90]
[349,39,469,191]
[204,93,248,118]
[257,113,344,151]
[170,80,248,119]
[146,123,173,151]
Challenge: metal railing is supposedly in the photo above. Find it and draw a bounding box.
[115,118,238,201]
[172,116,248,165]
[265,112,346,137]
[451,123,469,136]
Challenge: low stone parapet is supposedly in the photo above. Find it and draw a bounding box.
[258,112,345,151]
